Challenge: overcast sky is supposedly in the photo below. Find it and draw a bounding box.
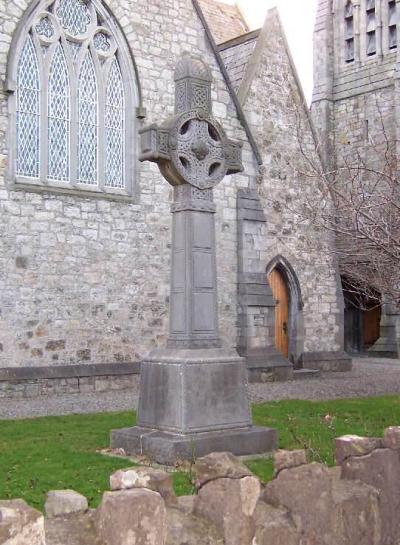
[221,0,318,104]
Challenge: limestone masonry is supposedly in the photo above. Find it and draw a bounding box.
[9,0,400,398]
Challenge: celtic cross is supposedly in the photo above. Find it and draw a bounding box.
[140,56,243,349]
[111,57,276,462]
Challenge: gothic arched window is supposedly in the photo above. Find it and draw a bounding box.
[8,0,139,198]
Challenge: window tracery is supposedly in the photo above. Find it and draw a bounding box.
[11,0,136,196]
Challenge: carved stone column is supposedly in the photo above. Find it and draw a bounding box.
[168,184,221,350]
[111,56,277,464]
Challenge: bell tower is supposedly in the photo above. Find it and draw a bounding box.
[311,0,400,358]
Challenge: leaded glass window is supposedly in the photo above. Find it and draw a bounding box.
[48,44,70,182]
[78,52,98,184]
[105,60,125,188]
[16,36,40,178]
[11,0,136,196]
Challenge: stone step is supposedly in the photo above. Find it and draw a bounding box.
[293,369,321,380]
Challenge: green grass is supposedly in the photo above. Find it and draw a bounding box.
[1,396,400,511]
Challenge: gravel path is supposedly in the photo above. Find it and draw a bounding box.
[249,357,400,403]
[0,357,400,420]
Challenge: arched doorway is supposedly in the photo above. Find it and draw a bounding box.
[342,276,381,352]
[266,256,304,364]
[268,268,290,358]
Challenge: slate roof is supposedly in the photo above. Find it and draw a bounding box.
[219,30,260,92]
[197,0,249,44]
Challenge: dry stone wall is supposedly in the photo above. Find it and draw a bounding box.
[3,426,400,545]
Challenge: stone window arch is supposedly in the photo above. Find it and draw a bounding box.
[6,0,141,199]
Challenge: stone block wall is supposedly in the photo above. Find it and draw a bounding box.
[0,0,256,370]
[3,427,400,544]
[239,10,344,358]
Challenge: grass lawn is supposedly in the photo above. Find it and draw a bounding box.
[1,395,400,511]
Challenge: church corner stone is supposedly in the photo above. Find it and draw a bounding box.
[111,55,277,464]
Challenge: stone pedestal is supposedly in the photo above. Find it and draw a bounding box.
[111,350,277,464]
[369,301,400,359]
[111,56,277,463]
[137,349,251,433]
[111,425,277,466]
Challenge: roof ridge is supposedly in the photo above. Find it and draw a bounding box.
[218,29,261,52]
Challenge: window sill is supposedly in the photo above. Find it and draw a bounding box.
[8,178,136,203]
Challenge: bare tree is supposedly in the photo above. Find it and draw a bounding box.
[277,95,400,308]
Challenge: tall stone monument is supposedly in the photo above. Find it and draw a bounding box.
[111,56,277,464]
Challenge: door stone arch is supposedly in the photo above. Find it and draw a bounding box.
[266,256,304,365]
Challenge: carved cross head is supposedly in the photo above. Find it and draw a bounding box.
[139,56,243,190]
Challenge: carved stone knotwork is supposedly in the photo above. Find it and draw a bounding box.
[171,185,215,213]
[139,55,243,190]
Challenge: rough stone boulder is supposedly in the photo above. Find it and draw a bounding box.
[0,499,45,545]
[193,451,252,488]
[252,502,300,545]
[176,495,195,515]
[330,479,381,545]
[261,461,381,545]
[166,506,224,545]
[341,448,400,545]
[383,426,400,449]
[110,466,177,505]
[335,435,382,464]
[274,449,307,474]
[194,475,261,545]
[45,490,88,518]
[261,462,333,544]
[96,488,167,545]
[45,511,105,545]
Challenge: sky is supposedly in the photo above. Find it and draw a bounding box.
[221,0,318,104]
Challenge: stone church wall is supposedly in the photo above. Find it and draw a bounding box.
[0,0,256,370]
[239,10,344,358]
[333,86,395,163]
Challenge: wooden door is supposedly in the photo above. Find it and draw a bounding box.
[363,306,381,348]
[268,268,290,358]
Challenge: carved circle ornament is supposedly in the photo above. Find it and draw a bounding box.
[139,56,243,189]
[33,1,117,58]
[162,110,227,190]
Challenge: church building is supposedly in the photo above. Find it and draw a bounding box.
[0,0,356,398]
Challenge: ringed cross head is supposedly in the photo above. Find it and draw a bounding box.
[139,55,243,189]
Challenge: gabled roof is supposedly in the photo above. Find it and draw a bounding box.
[219,29,260,92]
[197,0,249,44]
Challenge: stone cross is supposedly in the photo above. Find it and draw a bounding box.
[111,56,276,464]
[139,56,243,349]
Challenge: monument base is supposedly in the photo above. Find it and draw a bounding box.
[111,425,278,465]
[368,312,399,358]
